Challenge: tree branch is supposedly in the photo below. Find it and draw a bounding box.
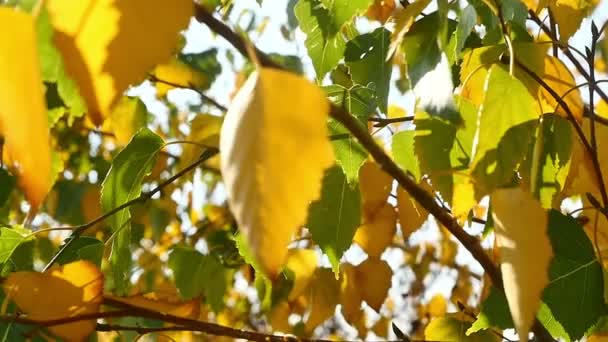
[148,74,228,112]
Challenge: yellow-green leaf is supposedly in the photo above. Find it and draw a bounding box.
[285,249,318,300]
[153,58,208,97]
[102,96,147,145]
[46,0,193,125]
[425,313,500,341]
[491,187,553,341]
[0,8,52,209]
[219,68,334,278]
[305,268,341,331]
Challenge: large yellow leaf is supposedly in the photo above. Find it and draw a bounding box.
[219,68,334,278]
[285,248,318,300]
[491,188,553,341]
[4,261,103,342]
[46,0,193,125]
[0,8,51,209]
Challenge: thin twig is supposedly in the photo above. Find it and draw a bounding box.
[148,75,228,112]
[43,148,219,271]
[369,116,415,127]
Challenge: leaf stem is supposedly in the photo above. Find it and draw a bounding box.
[42,148,218,271]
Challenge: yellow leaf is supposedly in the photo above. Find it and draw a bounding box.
[356,258,392,312]
[452,180,477,220]
[397,187,428,239]
[81,185,102,224]
[549,0,587,43]
[354,202,397,257]
[154,58,208,97]
[359,160,393,205]
[366,0,396,23]
[427,294,448,317]
[4,261,103,342]
[539,56,583,121]
[491,187,553,341]
[219,68,334,278]
[339,263,363,323]
[305,268,340,331]
[0,8,51,209]
[285,248,318,300]
[269,301,292,332]
[388,0,432,58]
[102,96,147,145]
[371,316,390,338]
[425,313,501,341]
[106,292,200,319]
[180,113,222,170]
[46,0,193,125]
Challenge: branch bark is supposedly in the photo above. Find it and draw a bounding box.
[193,4,555,341]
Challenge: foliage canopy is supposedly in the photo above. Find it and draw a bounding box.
[0,0,608,341]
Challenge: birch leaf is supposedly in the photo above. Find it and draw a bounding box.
[0,8,51,209]
[492,187,553,341]
[220,68,334,278]
[46,0,193,124]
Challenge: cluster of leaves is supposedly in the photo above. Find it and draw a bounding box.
[0,0,608,341]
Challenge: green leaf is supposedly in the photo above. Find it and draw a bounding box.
[533,115,573,208]
[392,130,421,181]
[471,65,538,195]
[501,0,527,27]
[402,13,442,87]
[101,128,163,295]
[307,166,361,274]
[295,0,346,79]
[55,237,103,266]
[446,5,476,64]
[168,246,227,312]
[178,49,222,91]
[0,169,15,208]
[468,288,568,340]
[319,0,373,30]
[36,8,86,123]
[0,226,32,265]
[543,210,607,340]
[345,27,392,112]
[325,84,375,183]
[426,313,500,341]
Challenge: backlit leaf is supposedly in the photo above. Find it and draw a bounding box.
[46,0,193,124]
[103,96,147,145]
[426,313,500,341]
[359,161,393,204]
[539,56,583,121]
[491,187,552,341]
[0,226,34,265]
[356,258,392,311]
[4,261,103,342]
[307,166,360,273]
[106,292,200,319]
[101,128,164,294]
[153,58,208,97]
[0,8,52,209]
[397,187,428,239]
[219,68,333,278]
[366,0,396,23]
[345,28,392,112]
[305,268,341,331]
[472,65,539,195]
[354,202,397,257]
[320,0,374,29]
[285,249,318,300]
[295,0,346,79]
[392,130,421,181]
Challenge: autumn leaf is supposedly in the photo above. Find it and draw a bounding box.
[426,313,500,341]
[285,249,318,300]
[0,7,51,209]
[154,58,208,97]
[397,186,428,239]
[339,263,363,322]
[359,160,393,204]
[491,187,553,341]
[356,258,392,312]
[366,0,396,23]
[539,56,583,121]
[4,261,103,342]
[305,268,341,331]
[46,0,193,124]
[219,67,334,278]
[102,96,147,145]
[353,202,397,257]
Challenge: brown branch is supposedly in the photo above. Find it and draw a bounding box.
[193,5,555,340]
[148,75,228,112]
[43,148,219,271]
[369,115,415,127]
